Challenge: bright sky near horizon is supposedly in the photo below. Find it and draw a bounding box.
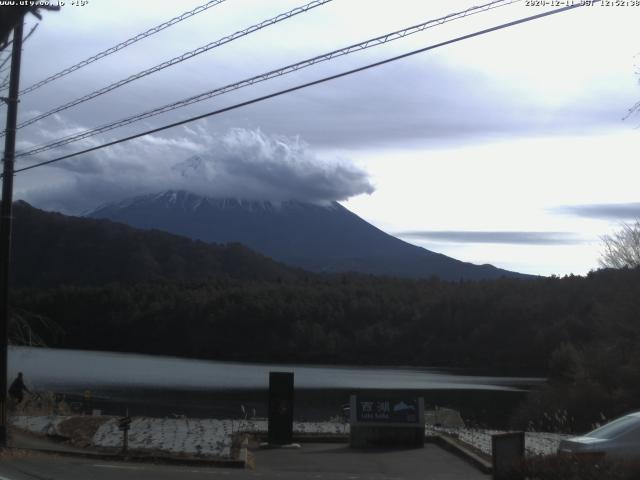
[5,0,640,276]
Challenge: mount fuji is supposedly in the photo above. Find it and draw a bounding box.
[87,190,528,281]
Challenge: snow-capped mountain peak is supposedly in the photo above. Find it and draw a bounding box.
[87,190,526,281]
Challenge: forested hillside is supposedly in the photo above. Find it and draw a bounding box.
[11,201,300,287]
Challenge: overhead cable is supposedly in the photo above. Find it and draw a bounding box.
[16,0,520,157]
[18,0,228,96]
[12,2,593,175]
[8,0,333,134]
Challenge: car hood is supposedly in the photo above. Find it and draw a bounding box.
[558,436,609,453]
[563,436,608,445]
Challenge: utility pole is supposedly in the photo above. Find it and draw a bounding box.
[0,17,24,449]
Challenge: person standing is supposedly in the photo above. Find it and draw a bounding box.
[8,372,30,404]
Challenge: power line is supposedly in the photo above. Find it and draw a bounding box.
[15,0,520,158]
[0,47,11,94]
[0,71,9,92]
[18,0,228,96]
[8,0,333,134]
[12,3,593,176]
[21,23,39,44]
[0,53,11,75]
[0,24,37,92]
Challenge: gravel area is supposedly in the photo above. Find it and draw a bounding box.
[12,415,568,459]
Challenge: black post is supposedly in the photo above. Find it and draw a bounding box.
[119,408,131,454]
[122,426,129,454]
[82,389,92,415]
[267,372,294,445]
[492,431,525,480]
[0,18,24,449]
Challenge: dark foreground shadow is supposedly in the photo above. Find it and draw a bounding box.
[301,444,425,454]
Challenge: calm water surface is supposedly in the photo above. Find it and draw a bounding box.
[8,347,543,425]
[9,346,540,392]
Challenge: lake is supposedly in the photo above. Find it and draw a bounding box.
[9,346,543,426]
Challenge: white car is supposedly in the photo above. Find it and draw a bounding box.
[558,411,640,459]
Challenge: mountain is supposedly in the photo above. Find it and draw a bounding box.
[87,190,528,281]
[10,201,299,288]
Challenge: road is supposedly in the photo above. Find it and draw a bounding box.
[0,443,489,480]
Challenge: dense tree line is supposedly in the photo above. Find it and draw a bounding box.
[12,268,640,379]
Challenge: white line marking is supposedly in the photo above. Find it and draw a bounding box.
[92,464,145,471]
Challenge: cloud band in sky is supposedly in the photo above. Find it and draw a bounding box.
[553,203,640,220]
[397,230,582,245]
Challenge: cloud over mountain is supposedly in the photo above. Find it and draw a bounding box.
[16,126,374,213]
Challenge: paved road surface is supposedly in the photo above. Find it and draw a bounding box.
[0,443,489,480]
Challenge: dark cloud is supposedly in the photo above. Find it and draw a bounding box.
[397,231,582,245]
[244,63,625,149]
[10,1,633,223]
[552,203,640,220]
[15,127,374,214]
[15,49,628,155]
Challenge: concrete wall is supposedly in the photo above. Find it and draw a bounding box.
[350,424,425,448]
[349,395,425,449]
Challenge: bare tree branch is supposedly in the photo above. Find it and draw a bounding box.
[599,219,640,269]
[9,309,64,347]
[624,53,640,120]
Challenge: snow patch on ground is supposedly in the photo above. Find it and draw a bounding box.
[426,426,569,457]
[12,416,349,459]
[12,416,566,459]
[90,418,348,457]
[237,419,348,435]
[93,418,234,457]
[12,415,67,436]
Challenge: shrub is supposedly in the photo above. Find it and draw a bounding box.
[510,381,611,433]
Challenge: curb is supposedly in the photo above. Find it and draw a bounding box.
[427,433,493,474]
[8,445,247,468]
[248,433,349,444]
[293,434,349,443]
[235,434,250,468]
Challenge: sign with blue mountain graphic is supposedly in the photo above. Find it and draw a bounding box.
[356,397,419,423]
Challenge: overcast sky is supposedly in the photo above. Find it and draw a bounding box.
[4,0,640,276]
